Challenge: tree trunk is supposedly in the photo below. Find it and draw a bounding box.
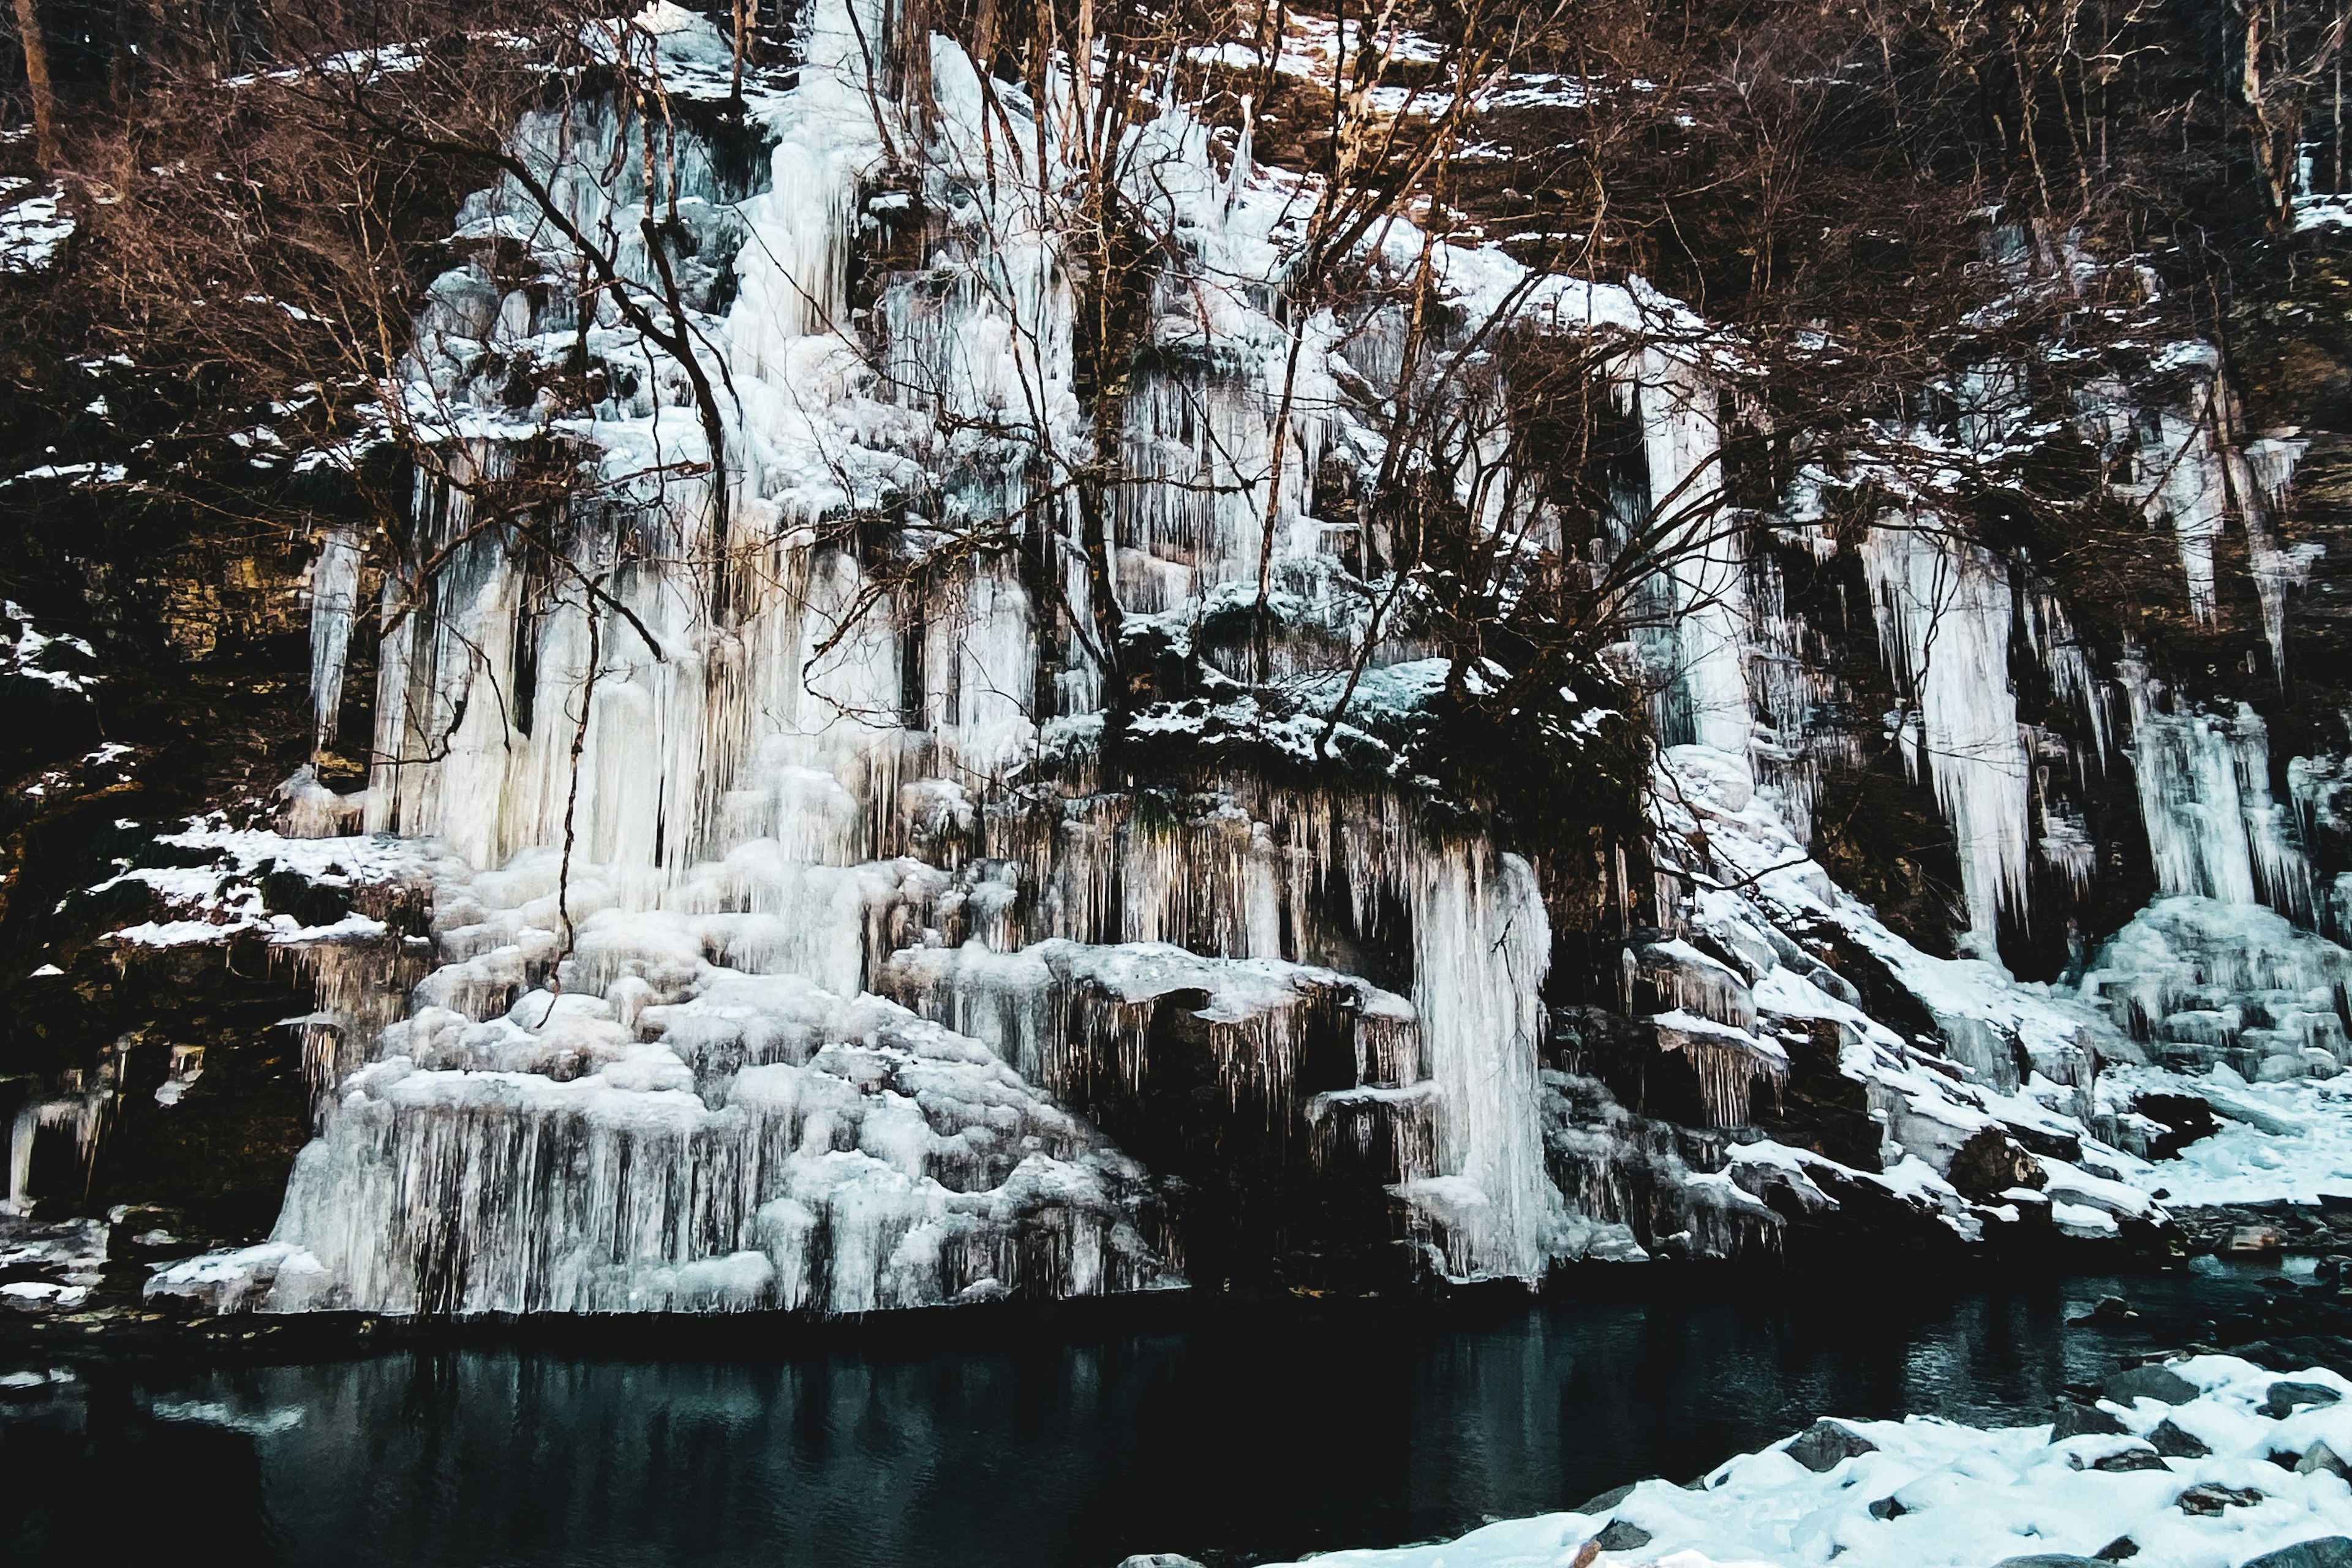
[11,0,58,169]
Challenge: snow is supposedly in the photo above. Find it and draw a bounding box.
[0,179,74,274]
[2,600,97,693]
[1255,1355,2352,1568]
[2297,195,2352,231]
[93,819,428,948]
[2106,1069,2352,1207]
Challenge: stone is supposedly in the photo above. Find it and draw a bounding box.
[2089,1446,2169,1472]
[1586,1520,1652,1551]
[1117,1558,1205,1568]
[1948,1127,2048,1201]
[2147,1419,2212,1458]
[1783,1419,1877,1472]
[1989,1557,2109,1567]
[2102,1364,2199,1405]
[2239,1540,2352,1568]
[2051,1400,2129,1439]
[1572,1482,1640,1515]
[2264,1381,2346,1419]
[2095,1540,2140,1562]
[2177,1482,2264,1516]
[2300,1440,2351,1479]
[2128,1092,2218,1159]
[1868,1496,1906,1520]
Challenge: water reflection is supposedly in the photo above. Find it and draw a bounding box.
[0,1264,2295,1567]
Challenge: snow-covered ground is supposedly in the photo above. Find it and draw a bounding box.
[2111,1069,2352,1208]
[1257,1355,2352,1568]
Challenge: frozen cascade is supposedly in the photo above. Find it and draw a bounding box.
[2081,897,2352,1081]
[148,0,2352,1305]
[2147,404,2233,627]
[249,973,1172,1315]
[1398,845,1562,1280]
[2120,662,2313,920]
[1638,349,1750,761]
[306,527,364,752]
[139,0,1621,1314]
[2090,360,2311,674]
[1860,518,2030,952]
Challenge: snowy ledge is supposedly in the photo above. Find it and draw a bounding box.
[86,818,432,951]
[1248,1355,2352,1568]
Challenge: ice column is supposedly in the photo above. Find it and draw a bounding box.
[1638,350,1749,760]
[1862,518,2030,952]
[307,527,364,752]
[1404,844,1561,1280]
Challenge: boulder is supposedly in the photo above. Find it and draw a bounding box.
[2299,1440,2351,1479]
[1783,1419,1878,1471]
[2179,1482,2265,1515]
[2147,1419,2212,1458]
[1585,1520,1652,1551]
[2068,1295,2138,1326]
[2089,1446,2169,1472]
[1572,1482,1640,1515]
[2239,1540,2352,1568]
[2264,1381,2346,1419]
[2103,1364,2199,1405]
[2051,1400,2130,1439]
[1948,1127,2048,1201]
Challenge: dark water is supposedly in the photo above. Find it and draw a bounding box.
[0,1261,2317,1568]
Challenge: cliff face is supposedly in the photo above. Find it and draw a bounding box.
[3,0,2351,1317]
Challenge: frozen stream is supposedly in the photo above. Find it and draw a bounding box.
[1,1261,2331,1567]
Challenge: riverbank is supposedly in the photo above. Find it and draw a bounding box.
[1252,1353,2352,1568]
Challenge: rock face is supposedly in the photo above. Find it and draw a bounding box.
[6,0,2352,1316]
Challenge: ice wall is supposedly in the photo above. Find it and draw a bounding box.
[145,0,2352,1304]
[172,0,1626,1313]
[2120,663,2313,919]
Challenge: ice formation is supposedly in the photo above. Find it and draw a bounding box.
[1861,519,2030,952]
[110,0,2352,1312]
[148,0,1634,1311]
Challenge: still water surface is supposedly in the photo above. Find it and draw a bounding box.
[0,1262,2308,1567]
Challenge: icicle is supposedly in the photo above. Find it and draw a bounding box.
[2120,660,2313,921]
[306,527,364,753]
[1861,517,2030,954]
[1399,843,1561,1280]
[1637,350,1750,761]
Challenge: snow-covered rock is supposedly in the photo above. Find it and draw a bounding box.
[1253,1356,2352,1568]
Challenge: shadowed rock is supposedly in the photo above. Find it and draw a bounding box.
[2102,1364,2198,1405]
[1783,1419,1877,1472]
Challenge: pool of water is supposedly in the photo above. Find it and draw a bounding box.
[0,1262,2322,1567]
